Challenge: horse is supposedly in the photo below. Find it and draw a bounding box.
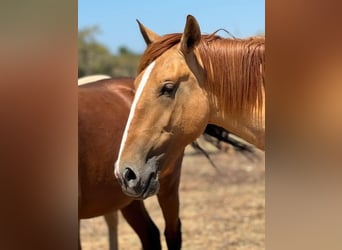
[79,75,120,250]
[79,77,185,250]
[114,14,264,206]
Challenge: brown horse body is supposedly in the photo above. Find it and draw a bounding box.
[79,78,183,249]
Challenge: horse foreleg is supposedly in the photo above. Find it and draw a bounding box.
[121,200,161,250]
[104,211,119,250]
[157,154,183,250]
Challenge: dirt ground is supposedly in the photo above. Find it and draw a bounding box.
[80,139,265,250]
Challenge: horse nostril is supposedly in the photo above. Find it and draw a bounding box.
[123,167,137,182]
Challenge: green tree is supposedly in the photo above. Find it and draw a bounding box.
[78,26,115,77]
[78,26,141,78]
[112,46,140,77]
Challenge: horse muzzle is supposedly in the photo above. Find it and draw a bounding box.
[115,155,163,199]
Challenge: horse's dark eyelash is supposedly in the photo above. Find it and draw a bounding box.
[159,81,177,97]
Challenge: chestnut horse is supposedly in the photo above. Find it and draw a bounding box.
[115,15,264,202]
[79,77,184,249]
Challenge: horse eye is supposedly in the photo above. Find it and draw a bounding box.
[160,82,176,97]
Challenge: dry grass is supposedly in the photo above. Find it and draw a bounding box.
[80,141,265,250]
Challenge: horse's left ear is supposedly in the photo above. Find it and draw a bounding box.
[137,19,161,45]
[180,15,201,55]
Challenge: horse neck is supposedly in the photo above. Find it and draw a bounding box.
[208,90,265,150]
[194,42,265,150]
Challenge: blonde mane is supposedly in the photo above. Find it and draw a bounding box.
[138,33,265,122]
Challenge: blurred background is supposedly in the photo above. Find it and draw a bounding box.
[78,0,264,78]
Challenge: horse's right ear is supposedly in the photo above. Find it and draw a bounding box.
[180,15,201,55]
[136,20,161,45]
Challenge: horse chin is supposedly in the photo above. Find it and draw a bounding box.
[141,177,160,199]
[121,174,160,200]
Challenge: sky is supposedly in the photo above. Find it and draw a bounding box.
[78,0,264,54]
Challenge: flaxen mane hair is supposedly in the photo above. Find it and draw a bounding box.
[138,33,265,122]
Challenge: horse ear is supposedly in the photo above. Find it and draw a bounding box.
[180,15,201,55]
[136,19,161,45]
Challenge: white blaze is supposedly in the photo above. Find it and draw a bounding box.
[114,61,156,176]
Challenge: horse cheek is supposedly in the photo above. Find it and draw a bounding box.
[183,94,209,141]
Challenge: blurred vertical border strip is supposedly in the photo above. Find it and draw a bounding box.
[266,0,342,250]
[0,1,78,250]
